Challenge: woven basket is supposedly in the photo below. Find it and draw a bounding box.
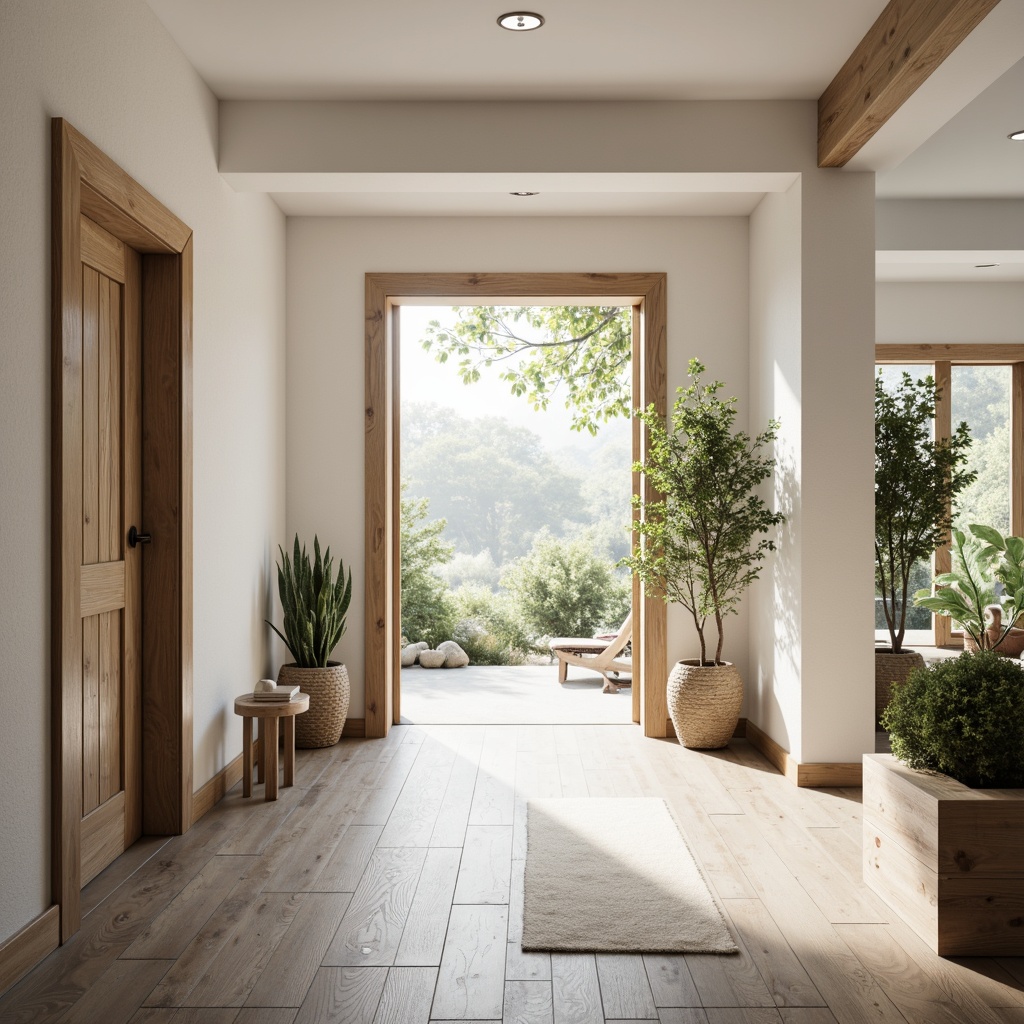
[277,662,350,748]
[875,650,925,721]
[667,660,742,750]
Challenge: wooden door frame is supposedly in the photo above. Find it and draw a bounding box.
[364,272,668,739]
[52,118,194,942]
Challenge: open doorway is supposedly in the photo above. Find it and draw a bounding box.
[397,303,634,725]
[364,273,669,739]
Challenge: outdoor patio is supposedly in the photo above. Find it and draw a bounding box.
[399,663,633,724]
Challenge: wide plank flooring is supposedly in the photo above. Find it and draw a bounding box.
[2,725,1023,1024]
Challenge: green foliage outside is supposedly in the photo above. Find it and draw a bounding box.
[502,531,631,640]
[624,359,784,666]
[449,585,539,665]
[915,524,1024,650]
[881,651,1024,787]
[952,366,1011,534]
[875,371,975,653]
[267,535,351,668]
[422,306,632,435]
[442,550,502,591]
[403,404,583,564]
[400,488,456,646]
[401,306,633,665]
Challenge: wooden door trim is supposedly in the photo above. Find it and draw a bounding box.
[364,272,668,739]
[51,118,193,942]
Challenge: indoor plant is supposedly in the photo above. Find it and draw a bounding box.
[864,651,1024,954]
[267,534,352,747]
[914,524,1024,655]
[625,359,784,748]
[881,649,1024,787]
[874,371,974,717]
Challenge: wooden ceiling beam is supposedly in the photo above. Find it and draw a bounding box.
[818,0,1001,168]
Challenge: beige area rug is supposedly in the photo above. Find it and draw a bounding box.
[523,797,737,953]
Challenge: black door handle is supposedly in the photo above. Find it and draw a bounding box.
[128,526,152,548]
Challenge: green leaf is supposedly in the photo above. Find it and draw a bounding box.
[413,305,633,435]
[969,523,1005,549]
[269,533,352,668]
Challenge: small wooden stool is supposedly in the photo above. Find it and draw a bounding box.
[233,692,310,800]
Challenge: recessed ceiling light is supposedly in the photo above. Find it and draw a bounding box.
[1009,129,1024,141]
[510,191,539,196]
[498,11,544,31]
[975,263,1000,268]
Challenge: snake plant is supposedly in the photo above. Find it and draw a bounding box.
[267,534,352,668]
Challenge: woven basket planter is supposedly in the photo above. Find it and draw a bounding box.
[667,660,742,750]
[277,662,350,748]
[875,650,925,721]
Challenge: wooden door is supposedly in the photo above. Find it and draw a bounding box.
[77,215,142,885]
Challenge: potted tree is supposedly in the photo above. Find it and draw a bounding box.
[874,371,974,718]
[267,535,352,747]
[863,650,1024,954]
[625,359,784,749]
[914,524,1024,655]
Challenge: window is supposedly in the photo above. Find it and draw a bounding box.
[875,346,1024,647]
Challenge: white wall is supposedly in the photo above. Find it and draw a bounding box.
[797,171,877,764]
[0,0,285,944]
[749,182,803,757]
[876,200,1024,252]
[877,283,1024,344]
[286,216,751,716]
[749,169,877,765]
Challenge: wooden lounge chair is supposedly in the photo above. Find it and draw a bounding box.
[549,612,632,693]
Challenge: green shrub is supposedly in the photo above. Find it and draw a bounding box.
[502,531,627,638]
[400,487,456,646]
[451,585,539,665]
[881,650,1024,787]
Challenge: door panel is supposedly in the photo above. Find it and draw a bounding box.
[78,215,140,885]
[53,118,192,941]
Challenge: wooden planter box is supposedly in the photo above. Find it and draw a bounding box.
[863,754,1024,955]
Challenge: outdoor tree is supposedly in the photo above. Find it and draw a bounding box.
[402,404,583,563]
[400,486,456,645]
[421,305,632,434]
[502,531,631,638]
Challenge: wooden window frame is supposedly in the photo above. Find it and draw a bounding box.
[876,344,1024,647]
[365,273,668,738]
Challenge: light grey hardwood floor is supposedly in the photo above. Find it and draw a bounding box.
[2,724,1022,1024]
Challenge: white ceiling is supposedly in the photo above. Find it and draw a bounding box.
[876,57,1024,199]
[876,251,1024,283]
[144,0,888,102]
[145,0,1024,282]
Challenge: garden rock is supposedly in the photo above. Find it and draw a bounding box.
[400,645,421,667]
[418,649,446,668]
[437,640,469,668]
